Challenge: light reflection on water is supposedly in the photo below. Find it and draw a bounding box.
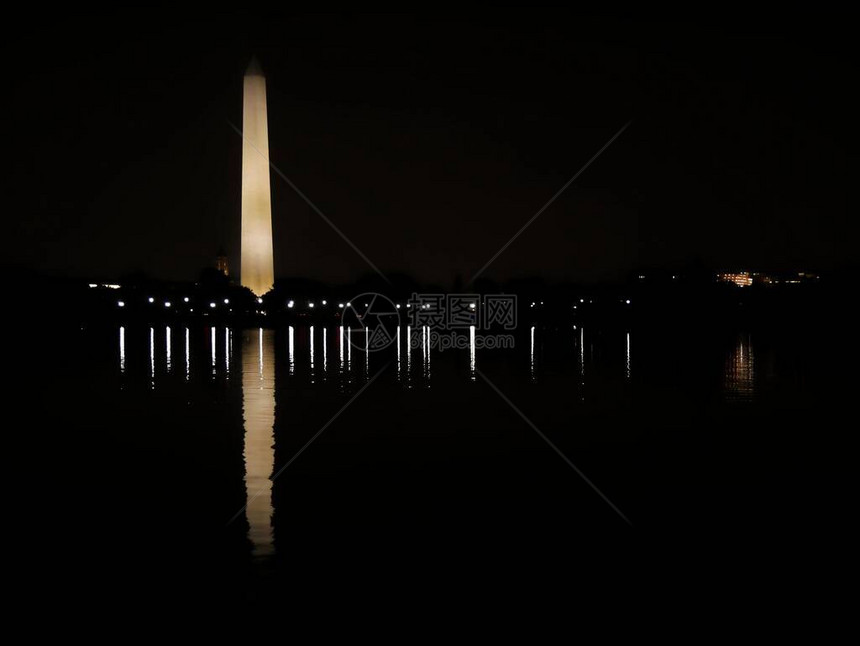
[119,326,125,374]
[470,325,476,382]
[242,328,275,558]
[396,326,402,381]
[114,325,766,406]
[288,326,295,375]
[625,332,631,382]
[118,324,654,391]
[724,333,755,402]
[149,327,155,389]
[530,326,536,382]
[310,325,315,383]
[184,327,190,381]
[579,327,585,401]
[406,326,412,387]
[108,324,774,559]
[338,325,344,373]
[225,328,231,379]
[210,327,216,376]
[422,325,430,384]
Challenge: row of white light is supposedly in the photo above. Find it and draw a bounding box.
[285,301,476,311]
[120,297,629,310]
[528,298,631,308]
[121,296,230,309]
[288,300,347,309]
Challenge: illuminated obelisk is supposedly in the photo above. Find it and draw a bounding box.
[240,56,275,296]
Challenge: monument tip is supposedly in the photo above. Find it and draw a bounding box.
[245,55,264,77]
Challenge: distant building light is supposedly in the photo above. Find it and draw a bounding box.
[469,303,476,310]
[210,302,216,308]
[321,300,327,306]
[580,299,584,303]
[346,302,351,307]
[287,300,294,308]
[165,302,172,308]
[117,301,125,307]
[257,297,263,304]
[148,297,154,303]
[104,284,120,289]
[396,304,401,309]
[625,299,631,304]
[717,272,752,287]
[338,303,344,308]
[223,298,229,304]
[309,302,315,308]
[183,297,189,303]
[88,283,98,288]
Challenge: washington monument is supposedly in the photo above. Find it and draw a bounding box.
[240,56,275,296]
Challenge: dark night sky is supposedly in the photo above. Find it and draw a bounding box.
[6,13,849,285]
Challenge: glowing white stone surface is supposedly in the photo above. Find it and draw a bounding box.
[240,56,275,297]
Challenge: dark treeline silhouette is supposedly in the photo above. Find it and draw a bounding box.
[9,262,859,334]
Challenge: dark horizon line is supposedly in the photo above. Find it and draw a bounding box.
[10,263,857,293]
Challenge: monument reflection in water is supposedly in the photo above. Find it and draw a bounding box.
[241,328,275,557]
[724,333,755,402]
